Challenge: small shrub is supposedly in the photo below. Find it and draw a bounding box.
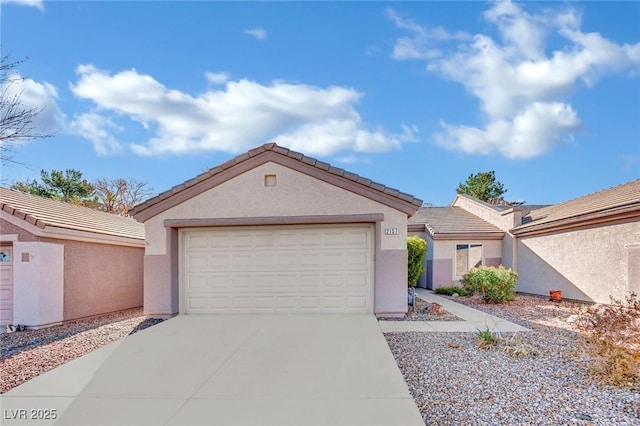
[407,236,427,288]
[462,265,517,303]
[434,286,470,296]
[476,327,499,349]
[574,292,640,388]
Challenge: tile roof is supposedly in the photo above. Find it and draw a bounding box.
[0,187,144,240]
[132,143,423,219]
[409,207,504,236]
[513,179,640,234]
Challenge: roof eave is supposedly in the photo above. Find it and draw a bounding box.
[511,204,640,237]
[432,231,505,240]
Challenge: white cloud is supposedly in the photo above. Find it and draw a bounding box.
[390,0,640,159]
[334,155,371,165]
[205,72,230,84]
[70,113,123,156]
[70,65,410,157]
[244,28,267,41]
[0,0,43,11]
[0,73,65,143]
[386,8,471,60]
[435,102,580,159]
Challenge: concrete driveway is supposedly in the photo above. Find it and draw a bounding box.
[2,314,423,426]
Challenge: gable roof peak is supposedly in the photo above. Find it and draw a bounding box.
[131,143,422,221]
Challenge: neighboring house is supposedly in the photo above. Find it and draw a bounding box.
[0,188,144,329]
[131,143,422,317]
[410,180,640,304]
[408,207,505,289]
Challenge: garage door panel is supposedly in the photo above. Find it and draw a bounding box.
[182,225,373,314]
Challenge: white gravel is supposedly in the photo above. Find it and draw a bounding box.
[1,308,163,393]
[385,294,640,425]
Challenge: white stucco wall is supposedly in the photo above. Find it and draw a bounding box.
[517,220,640,303]
[145,162,408,255]
[12,241,64,327]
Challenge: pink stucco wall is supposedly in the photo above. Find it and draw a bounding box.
[41,238,144,320]
[1,216,144,324]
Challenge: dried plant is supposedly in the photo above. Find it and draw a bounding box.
[574,292,640,388]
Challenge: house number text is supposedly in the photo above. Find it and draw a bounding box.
[384,227,399,235]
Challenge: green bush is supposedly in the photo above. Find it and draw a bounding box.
[462,265,517,303]
[434,286,470,296]
[407,236,427,287]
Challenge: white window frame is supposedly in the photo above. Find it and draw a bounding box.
[454,243,483,279]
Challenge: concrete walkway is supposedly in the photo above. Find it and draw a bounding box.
[378,289,529,333]
[2,314,423,426]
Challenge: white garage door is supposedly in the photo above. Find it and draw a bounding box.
[182,224,373,314]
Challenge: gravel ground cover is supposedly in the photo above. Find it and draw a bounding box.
[385,294,640,425]
[1,308,163,393]
[379,298,461,322]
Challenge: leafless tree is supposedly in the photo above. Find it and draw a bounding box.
[0,53,53,166]
[94,178,153,216]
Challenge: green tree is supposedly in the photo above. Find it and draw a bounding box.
[456,171,507,204]
[407,236,427,287]
[11,169,98,206]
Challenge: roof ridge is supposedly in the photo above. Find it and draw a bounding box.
[132,143,422,218]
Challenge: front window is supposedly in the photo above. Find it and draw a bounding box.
[455,244,482,277]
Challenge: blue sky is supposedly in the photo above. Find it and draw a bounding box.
[1,0,639,207]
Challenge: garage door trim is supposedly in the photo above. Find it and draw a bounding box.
[178,223,376,314]
[166,213,384,229]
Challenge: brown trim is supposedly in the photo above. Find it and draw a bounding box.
[407,224,426,233]
[164,214,385,229]
[511,206,640,237]
[432,232,505,241]
[133,147,420,222]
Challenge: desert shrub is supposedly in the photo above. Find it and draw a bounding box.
[462,265,517,303]
[407,236,427,287]
[434,286,470,296]
[574,292,640,388]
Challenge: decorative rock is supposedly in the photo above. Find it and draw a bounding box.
[384,294,639,426]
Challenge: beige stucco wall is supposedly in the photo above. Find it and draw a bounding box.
[145,163,407,254]
[143,162,410,316]
[41,238,144,320]
[431,239,502,288]
[516,220,640,303]
[12,241,64,327]
[452,196,520,231]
